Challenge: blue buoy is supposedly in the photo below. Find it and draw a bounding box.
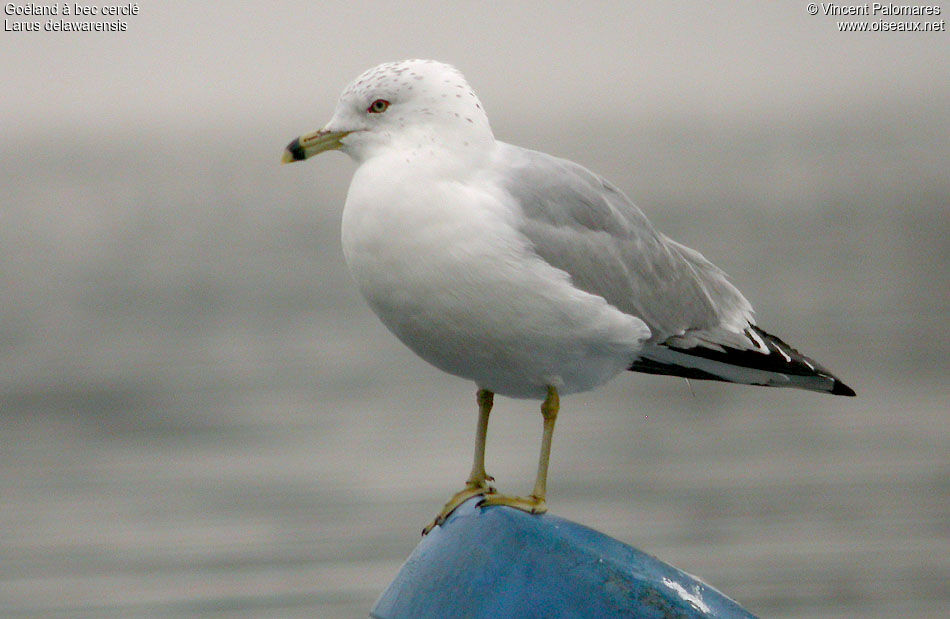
[372,498,757,618]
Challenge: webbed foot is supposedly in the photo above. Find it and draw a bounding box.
[422,479,496,535]
[478,493,547,515]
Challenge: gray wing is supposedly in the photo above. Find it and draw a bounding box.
[489,142,855,397]
[493,141,754,347]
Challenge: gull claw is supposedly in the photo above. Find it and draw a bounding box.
[422,481,496,535]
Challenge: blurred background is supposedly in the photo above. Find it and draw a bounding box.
[2,1,947,616]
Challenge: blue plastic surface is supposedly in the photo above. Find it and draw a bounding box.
[371,498,757,618]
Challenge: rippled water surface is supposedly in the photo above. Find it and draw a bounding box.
[1,119,947,617]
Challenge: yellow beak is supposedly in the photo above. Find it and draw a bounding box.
[281,129,351,163]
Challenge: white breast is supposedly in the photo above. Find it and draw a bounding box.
[340,154,650,399]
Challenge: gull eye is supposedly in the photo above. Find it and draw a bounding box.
[367,99,390,114]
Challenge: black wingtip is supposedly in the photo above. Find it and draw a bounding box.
[830,380,856,397]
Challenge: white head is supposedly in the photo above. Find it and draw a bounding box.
[283,60,494,165]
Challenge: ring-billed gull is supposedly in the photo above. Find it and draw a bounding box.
[282,60,855,534]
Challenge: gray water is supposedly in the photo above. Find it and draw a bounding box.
[1,111,947,617]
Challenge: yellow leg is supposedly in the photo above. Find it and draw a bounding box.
[467,389,495,488]
[480,385,559,514]
[422,389,497,535]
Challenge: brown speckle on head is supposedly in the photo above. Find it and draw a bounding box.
[329,59,494,156]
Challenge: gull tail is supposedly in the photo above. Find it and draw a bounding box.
[629,326,855,396]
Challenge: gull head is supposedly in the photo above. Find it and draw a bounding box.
[283,60,494,165]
